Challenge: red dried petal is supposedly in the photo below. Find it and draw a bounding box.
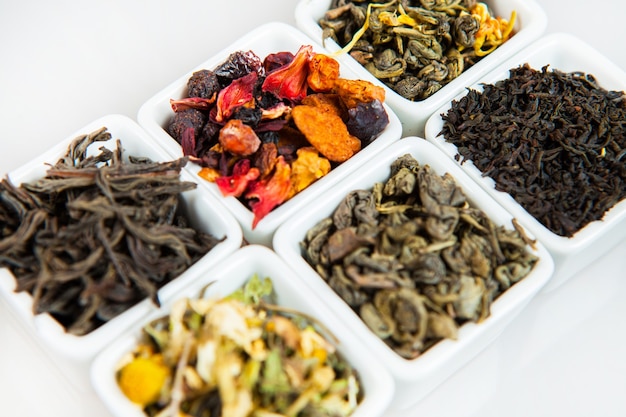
[170,96,216,112]
[245,156,292,228]
[218,119,261,156]
[215,158,260,197]
[215,71,258,122]
[261,45,314,103]
[180,126,196,157]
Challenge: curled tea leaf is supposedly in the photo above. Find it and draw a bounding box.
[301,154,539,358]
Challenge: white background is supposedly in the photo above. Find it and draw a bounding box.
[1,1,626,416]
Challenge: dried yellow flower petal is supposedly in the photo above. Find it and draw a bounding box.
[288,147,331,199]
[118,356,169,406]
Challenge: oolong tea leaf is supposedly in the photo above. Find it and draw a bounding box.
[319,0,516,101]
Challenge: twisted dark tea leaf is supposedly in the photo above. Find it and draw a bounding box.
[440,64,626,237]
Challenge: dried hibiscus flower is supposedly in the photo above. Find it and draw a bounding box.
[169,96,216,112]
[215,158,260,198]
[215,71,258,122]
[262,45,314,103]
[245,156,291,228]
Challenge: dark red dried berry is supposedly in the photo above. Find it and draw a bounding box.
[214,50,264,88]
[187,69,220,99]
[345,99,389,145]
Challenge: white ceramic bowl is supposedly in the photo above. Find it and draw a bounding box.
[273,137,554,411]
[424,32,626,293]
[0,114,243,364]
[137,21,402,247]
[91,244,395,417]
[295,0,547,137]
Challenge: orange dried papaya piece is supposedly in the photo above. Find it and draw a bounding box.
[291,104,361,163]
[333,78,386,109]
[301,93,346,119]
[307,53,340,93]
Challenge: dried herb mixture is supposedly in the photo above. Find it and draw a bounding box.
[301,154,538,359]
[439,64,626,237]
[0,127,221,335]
[167,45,390,228]
[116,275,362,417]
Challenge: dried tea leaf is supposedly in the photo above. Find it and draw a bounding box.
[300,154,539,358]
[441,63,626,237]
[319,0,515,101]
[0,129,222,335]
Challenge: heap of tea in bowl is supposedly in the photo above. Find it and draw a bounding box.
[319,0,516,101]
[300,153,538,359]
[0,127,222,336]
[115,274,363,417]
[439,63,626,237]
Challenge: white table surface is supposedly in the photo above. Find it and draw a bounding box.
[1,1,625,416]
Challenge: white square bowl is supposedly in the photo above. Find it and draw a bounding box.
[295,0,548,137]
[0,114,243,364]
[273,137,554,411]
[137,21,402,247]
[424,32,626,293]
[91,244,395,417]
